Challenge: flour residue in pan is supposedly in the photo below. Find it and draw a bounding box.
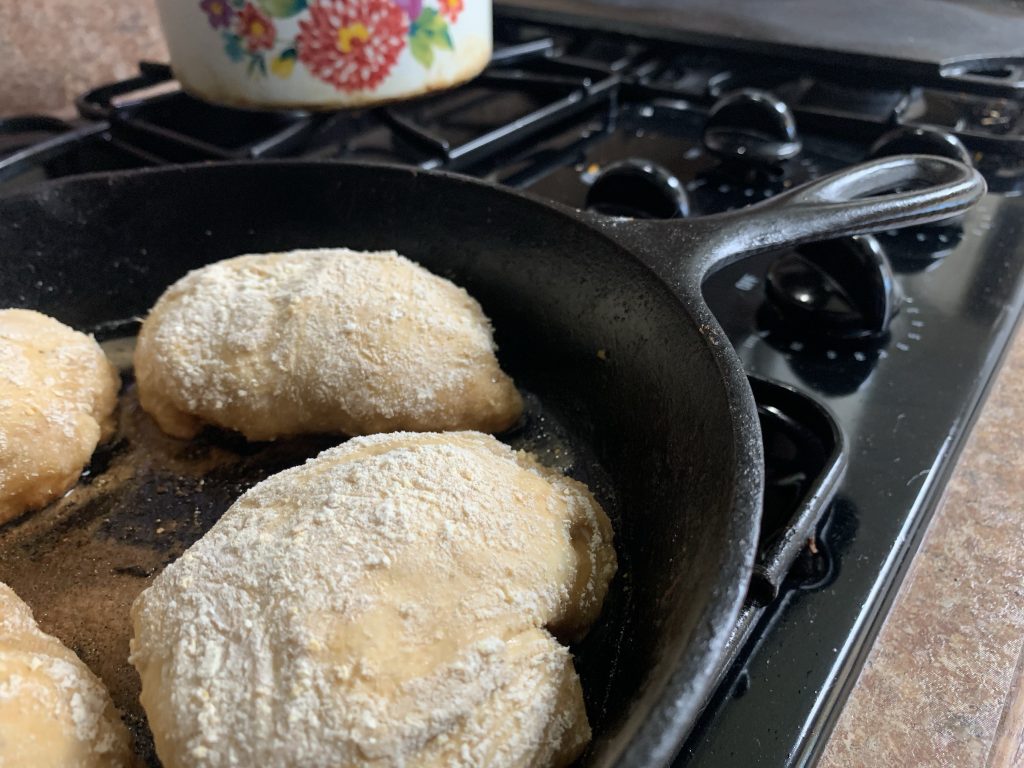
[0,334,339,763]
[0,329,621,767]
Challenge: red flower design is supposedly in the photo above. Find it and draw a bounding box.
[297,0,408,92]
[438,0,462,22]
[236,3,276,52]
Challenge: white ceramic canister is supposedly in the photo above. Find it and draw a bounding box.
[154,0,491,108]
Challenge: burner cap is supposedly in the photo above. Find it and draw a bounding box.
[585,159,690,219]
[703,89,802,164]
[765,235,899,340]
[869,127,972,166]
[868,127,972,232]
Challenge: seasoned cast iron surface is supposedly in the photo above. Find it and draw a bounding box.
[0,163,763,768]
[0,332,622,767]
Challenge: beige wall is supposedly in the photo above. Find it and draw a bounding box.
[0,0,167,116]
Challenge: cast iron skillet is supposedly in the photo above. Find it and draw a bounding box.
[0,155,982,766]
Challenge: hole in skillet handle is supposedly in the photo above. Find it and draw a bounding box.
[687,153,987,283]
[763,154,983,234]
[588,155,985,292]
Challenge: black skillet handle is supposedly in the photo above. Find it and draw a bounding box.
[697,154,985,269]
[594,154,986,292]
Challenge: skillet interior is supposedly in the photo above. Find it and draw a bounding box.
[0,162,755,766]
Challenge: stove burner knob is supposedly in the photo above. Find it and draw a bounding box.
[585,159,690,219]
[869,127,972,166]
[765,235,899,339]
[869,127,972,233]
[703,89,802,164]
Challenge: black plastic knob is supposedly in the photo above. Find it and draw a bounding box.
[869,127,972,166]
[765,235,899,340]
[703,89,802,164]
[869,127,971,234]
[585,159,690,219]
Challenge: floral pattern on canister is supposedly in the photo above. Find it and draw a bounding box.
[198,0,462,90]
[236,3,277,51]
[297,0,407,90]
[437,0,462,22]
[201,0,235,28]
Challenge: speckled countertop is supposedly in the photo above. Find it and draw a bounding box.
[2,1,1023,764]
[819,324,1024,768]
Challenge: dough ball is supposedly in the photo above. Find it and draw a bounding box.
[0,582,132,767]
[130,431,616,768]
[0,309,120,525]
[134,249,523,441]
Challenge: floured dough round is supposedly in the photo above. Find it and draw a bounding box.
[130,431,616,768]
[0,309,120,525]
[134,249,523,441]
[0,582,131,767]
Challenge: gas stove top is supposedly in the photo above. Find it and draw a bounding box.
[3,11,1024,767]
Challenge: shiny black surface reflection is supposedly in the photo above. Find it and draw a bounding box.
[692,194,1024,765]
[764,235,899,340]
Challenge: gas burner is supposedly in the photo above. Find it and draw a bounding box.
[764,235,899,341]
[869,126,972,165]
[584,159,689,218]
[496,98,832,218]
[866,128,973,239]
[703,89,802,164]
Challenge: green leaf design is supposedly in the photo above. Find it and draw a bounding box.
[246,52,268,77]
[410,34,434,67]
[409,8,454,68]
[256,0,307,17]
[223,32,245,62]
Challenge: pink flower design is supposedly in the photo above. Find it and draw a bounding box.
[297,0,408,92]
[236,3,277,52]
[200,0,235,29]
